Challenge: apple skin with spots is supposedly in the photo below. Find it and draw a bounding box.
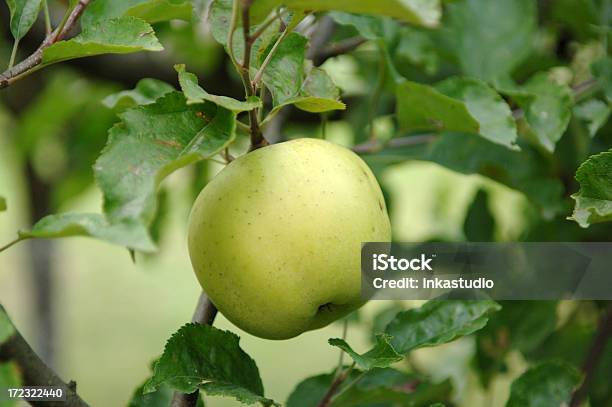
[188,138,391,340]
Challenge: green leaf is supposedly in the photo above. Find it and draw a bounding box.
[396,77,522,149]
[506,361,580,407]
[208,0,281,63]
[570,150,612,227]
[95,92,236,229]
[0,197,6,212]
[271,67,346,114]
[261,32,308,106]
[42,17,163,65]
[18,213,157,252]
[103,79,175,113]
[592,57,612,102]
[6,0,43,40]
[442,0,536,82]
[82,0,193,26]
[0,362,21,391]
[436,77,519,150]
[0,308,15,346]
[463,189,495,242]
[328,334,403,370]
[574,99,611,137]
[329,12,398,40]
[175,64,262,112]
[287,0,441,27]
[396,80,480,135]
[144,323,278,406]
[129,380,174,407]
[510,74,573,152]
[385,300,501,354]
[287,368,452,407]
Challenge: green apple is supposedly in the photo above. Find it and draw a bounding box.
[188,138,391,339]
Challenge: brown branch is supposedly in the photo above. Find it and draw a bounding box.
[170,292,218,407]
[0,0,92,89]
[316,364,355,407]
[312,36,367,67]
[570,303,612,407]
[352,133,438,154]
[0,305,89,407]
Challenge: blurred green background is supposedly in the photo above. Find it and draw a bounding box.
[1,0,611,405]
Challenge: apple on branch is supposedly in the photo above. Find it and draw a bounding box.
[188,138,391,339]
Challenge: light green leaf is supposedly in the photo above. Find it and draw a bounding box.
[385,300,501,354]
[329,334,403,370]
[592,57,612,102]
[175,64,262,112]
[103,79,175,113]
[145,324,278,406]
[287,0,441,27]
[396,80,480,134]
[574,99,611,137]
[18,213,157,252]
[510,74,572,152]
[82,0,193,26]
[94,92,235,229]
[0,197,6,212]
[128,380,174,407]
[442,0,536,82]
[436,77,519,150]
[506,361,580,407]
[42,17,163,65]
[6,0,43,40]
[0,307,15,345]
[271,67,346,113]
[261,32,308,106]
[329,12,398,40]
[208,0,281,63]
[570,150,612,227]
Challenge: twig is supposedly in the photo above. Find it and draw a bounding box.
[43,0,52,35]
[0,305,89,407]
[239,0,267,151]
[569,303,612,407]
[170,293,218,407]
[316,363,355,407]
[251,24,291,87]
[351,134,438,154]
[0,0,92,89]
[312,37,367,67]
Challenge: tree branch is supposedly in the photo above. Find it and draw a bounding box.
[352,133,437,154]
[0,305,89,407]
[312,36,367,67]
[570,303,612,407]
[316,363,355,407]
[0,0,92,89]
[170,292,218,407]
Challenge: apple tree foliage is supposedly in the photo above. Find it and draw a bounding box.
[0,0,611,406]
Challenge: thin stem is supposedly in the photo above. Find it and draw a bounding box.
[329,371,366,404]
[43,0,52,35]
[334,320,348,377]
[236,120,251,134]
[0,0,92,89]
[316,363,355,407]
[8,40,19,70]
[351,134,437,154]
[250,8,286,43]
[569,303,612,407]
[251,24,291,87]
[0,237,25,253]
[227,0,242,82]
